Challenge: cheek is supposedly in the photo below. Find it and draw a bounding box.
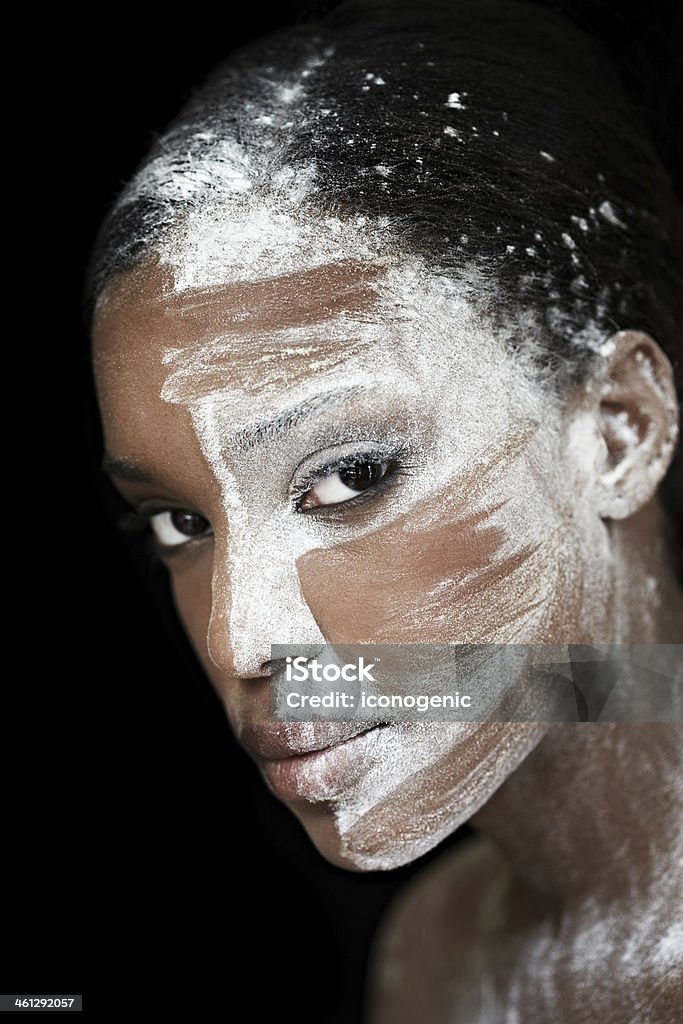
[296,508,502,642]
[169,557,213,663]
[297,503,558,644]
[296,439,610,646]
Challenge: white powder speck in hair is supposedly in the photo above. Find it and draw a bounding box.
[375,164,393,177]
[506,245,516,254]
[443,126,462,140]
[525,246,537,257]
[365,73,386,85]
[598,200,626,228]
[492,129,500,137]
[534,231,543,242]
[278,83,304,104]
[539,151,556,163]
[147,146,393,292]
[570,215,589,232]
[445,91,466,110]
[562,233,576,250]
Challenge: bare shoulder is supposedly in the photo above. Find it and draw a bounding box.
[368,837,683,1024]
[368,835,512,1024]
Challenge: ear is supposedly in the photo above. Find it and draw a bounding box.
[595,330,679,520]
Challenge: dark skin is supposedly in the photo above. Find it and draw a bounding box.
[94,255,682,1022]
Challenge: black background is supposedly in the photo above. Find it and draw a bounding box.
[4,1,679,1019]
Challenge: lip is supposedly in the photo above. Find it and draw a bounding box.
[239,721,386,802]
[239,720,377,760]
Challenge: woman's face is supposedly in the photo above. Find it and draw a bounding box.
[94,247,613,869]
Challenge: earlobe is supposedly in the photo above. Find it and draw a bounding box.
[595,330,679,520]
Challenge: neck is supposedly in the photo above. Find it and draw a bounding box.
[473,723,682,906]
[473,501,683,907]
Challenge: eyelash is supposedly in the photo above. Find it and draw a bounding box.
[289,444,416,513]
[117,444,416,549]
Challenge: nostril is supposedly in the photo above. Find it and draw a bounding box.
[233,658,273,681]
[258,655,295,679]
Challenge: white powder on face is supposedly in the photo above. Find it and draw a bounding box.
[157,244,623,864]
[330,722,548,870]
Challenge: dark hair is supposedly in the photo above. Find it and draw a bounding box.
[84,0,682,550]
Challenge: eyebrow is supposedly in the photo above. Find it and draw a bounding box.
[102,384,370,481]
[101,456,155,483]
[233,385,368,450]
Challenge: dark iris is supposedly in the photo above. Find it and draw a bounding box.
[338,461,387,492]
[170,510,210,537]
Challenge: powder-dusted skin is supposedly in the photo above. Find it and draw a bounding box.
[93,246,683,1021]
[165,259,385,336]
[371,724,683,1024]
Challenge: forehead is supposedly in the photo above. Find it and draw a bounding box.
[92,252,499,410]
[93,257,382,366]
[92,247,541,447]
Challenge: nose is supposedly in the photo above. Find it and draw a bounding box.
[206,526,326,679]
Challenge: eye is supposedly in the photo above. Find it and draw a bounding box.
[298,459,391,510]
[149,509,212,547]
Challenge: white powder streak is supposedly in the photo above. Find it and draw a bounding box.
[332,722,547,870]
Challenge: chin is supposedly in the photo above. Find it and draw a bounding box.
[282,721,549,872]
[295,805,473,872]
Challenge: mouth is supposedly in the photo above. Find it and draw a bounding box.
[239,721,387,802]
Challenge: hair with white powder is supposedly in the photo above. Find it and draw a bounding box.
[84,0,683,559]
